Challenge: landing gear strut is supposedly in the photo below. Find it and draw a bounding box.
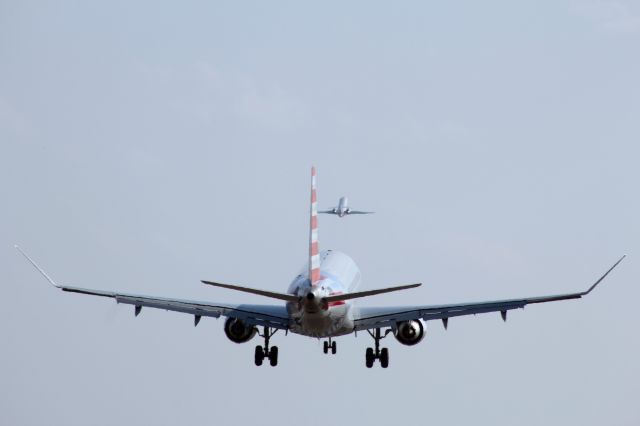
[365,328,391,368]
[254,326,279,367]
[323,338,337,354]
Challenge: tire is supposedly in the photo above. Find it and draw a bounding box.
[365,347,374,368]
[380,348,389,368]
[323,341,328,354]
[254,345,264,366]
[269,346,279,366]
[331,341,337,355]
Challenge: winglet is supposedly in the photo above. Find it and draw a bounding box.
[15,245,60,288]
[582,254,626,295]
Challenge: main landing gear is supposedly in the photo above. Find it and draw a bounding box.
[254,326,279,367]
[323,338,337,354]
[365,328,391,368]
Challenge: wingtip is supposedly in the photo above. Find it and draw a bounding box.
[15,245,60,288]
[583,254,626,295]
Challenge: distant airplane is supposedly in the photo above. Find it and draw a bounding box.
[16,167,625,368]
[319,196,374,217]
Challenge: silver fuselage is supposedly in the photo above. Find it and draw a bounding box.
[336,196,348,217]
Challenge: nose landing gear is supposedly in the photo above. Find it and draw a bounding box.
[254,326,279,367]
[365,328,391,368]
[323,338,337,354]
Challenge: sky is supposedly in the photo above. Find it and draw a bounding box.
[1,1,639,425]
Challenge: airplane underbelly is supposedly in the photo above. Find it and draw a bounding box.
[290,305,354,337]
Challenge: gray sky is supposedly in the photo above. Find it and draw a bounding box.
[1,1,639,425]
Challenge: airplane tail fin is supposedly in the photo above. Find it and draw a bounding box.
[309,166,320,287]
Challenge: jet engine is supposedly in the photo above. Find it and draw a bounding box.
[224,318,257,344]
[394,320,425,346]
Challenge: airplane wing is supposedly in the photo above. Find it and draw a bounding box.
[318,210,338,215]
[346,210,374,215]
[353,255,625,331]
[16,246,290,330]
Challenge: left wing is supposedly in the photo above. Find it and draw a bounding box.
[16,246,290,330]
[346,210,374,215]
[354,255,625,331]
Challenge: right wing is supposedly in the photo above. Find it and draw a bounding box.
[318,210,338,215]
[16,246,290,330]
[346,210,374,215]
[353,255,625,331]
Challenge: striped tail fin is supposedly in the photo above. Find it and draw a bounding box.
[309,166,321,287]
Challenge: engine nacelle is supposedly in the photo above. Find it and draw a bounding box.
[394,320,425,346]
[224,318,257,344]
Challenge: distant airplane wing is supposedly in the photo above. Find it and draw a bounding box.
[16,246,290,330]
[346,210,374,215]
[318,210,338,214]
[353,255,625,331]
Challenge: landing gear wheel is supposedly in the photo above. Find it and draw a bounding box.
[254,345,264,366]
[323,341,329,354]
[365,347,374,368]
[331,341,337,355]
[380,347,389,368]
[269,346,279,367]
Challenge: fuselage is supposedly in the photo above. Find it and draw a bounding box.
[337,196,348,217]
[286,250,361,337]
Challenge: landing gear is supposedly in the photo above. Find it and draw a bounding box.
[254,326,279,367]
[365,328,391,368]
[323,338,337,355]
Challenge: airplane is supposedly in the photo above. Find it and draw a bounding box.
[319,196,374,217]
[16,167,625,368]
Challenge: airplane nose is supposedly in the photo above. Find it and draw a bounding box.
[306,291,315,301]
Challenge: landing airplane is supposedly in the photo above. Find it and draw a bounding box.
[319,196,373,217]
[16,167,625,368]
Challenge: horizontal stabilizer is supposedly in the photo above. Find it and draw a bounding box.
[201,280,299,302]
[323,283,421,303]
